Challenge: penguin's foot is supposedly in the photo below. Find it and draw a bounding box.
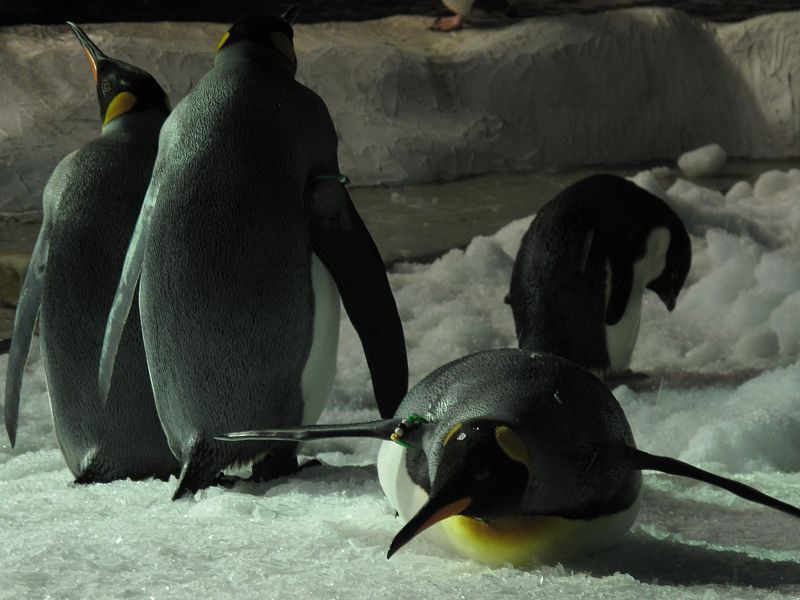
[604,370,649,389]
[216,473,244,489]
[172,446,225,501]
[73,465,110,485]
[298,457,322,471]
[250,446,300,482]
[432,14,466,32]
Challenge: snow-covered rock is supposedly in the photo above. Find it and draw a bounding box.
[4,9,800,210]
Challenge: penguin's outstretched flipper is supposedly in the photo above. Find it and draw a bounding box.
[98,184,157,404]
[4,228,49,446]
[216,418,399,443]
[627,446,800,519]
[305,177,408,418]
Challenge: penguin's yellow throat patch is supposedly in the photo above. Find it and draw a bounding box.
[103,91,138,127]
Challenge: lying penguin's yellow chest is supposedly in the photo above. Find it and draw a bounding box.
[435,500,640,567]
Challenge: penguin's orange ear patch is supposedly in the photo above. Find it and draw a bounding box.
[495,426,530,469]
[270,32,296,64]
[216,31,231,51]
[103,91,138,127]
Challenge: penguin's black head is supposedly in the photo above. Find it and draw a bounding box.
[387,419,531,558]
[646,219,691,311]
[216,7,300,75]
[68,22,169,129]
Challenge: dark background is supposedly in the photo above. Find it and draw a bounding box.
[1,0,798,26]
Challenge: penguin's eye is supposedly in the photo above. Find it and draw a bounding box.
[670,270,679,280]
[101,79,112,95]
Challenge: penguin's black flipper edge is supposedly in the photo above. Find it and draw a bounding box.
[98,187,156,404]
[627,446,800,520]
[605,258,633,326]
[306,178,408,418]
[4,228,49,447]
[216,419,398,443]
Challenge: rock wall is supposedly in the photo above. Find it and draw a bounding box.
[1,9,799,210]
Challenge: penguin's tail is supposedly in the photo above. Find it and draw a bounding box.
[215,419,398,443]
[626,446,800,520]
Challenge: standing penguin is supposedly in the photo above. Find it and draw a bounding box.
[4,23,178,482]
[433,0,517,32]
[218,349,800,566]
[507,174,691,380]
[98,9,408,500]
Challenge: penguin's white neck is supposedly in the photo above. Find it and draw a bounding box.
[214,41,296,78]
[604,227,671,372]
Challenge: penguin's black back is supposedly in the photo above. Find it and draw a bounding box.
[400,349,641,519]
[39,119,177,480]
[508,174,684,372]
[139,56,341,469]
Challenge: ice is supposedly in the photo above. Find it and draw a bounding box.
[5,9,800,210]
[3,168,800,597]
[678,143,728,178]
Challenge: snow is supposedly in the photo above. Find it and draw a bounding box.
[678,144,728,178]
[2,168,800,598]
[5,9,800,210]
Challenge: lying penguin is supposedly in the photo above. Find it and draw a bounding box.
[218,349,800,567]
[97,9,408,499]
[4,23,178,482]
[507,174,691,381]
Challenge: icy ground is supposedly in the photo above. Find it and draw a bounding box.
[4,9,800,210]
[1,169,799,598]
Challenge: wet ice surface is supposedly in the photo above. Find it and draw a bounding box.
[2,169,800,598]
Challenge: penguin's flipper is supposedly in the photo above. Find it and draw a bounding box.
[4,228,49,447]
[605,258,633,326]
[627,446,800,520]
[305,177,408,418]
[98,187,156,404]
[216,419,399,443]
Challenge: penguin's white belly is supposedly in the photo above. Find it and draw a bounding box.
[604,226,671,372]
[604,289,644,372]
[376,442,642,566]
[300,253,340,425]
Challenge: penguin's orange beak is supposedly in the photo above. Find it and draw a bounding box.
[67,22,106,86]
[387,496,472,558]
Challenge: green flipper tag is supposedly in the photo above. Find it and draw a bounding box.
[390,413,429,448]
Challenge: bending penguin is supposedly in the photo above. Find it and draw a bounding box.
[98,8,408,500]
[507,174,691,381]
[4,23,178,482]
[218,349,800,566]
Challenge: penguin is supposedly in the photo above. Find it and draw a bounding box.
[506,174,691,381]
[3,23,178,483]
[433,0,517,32]
[217,349,800,566]
[97,8,408,500]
